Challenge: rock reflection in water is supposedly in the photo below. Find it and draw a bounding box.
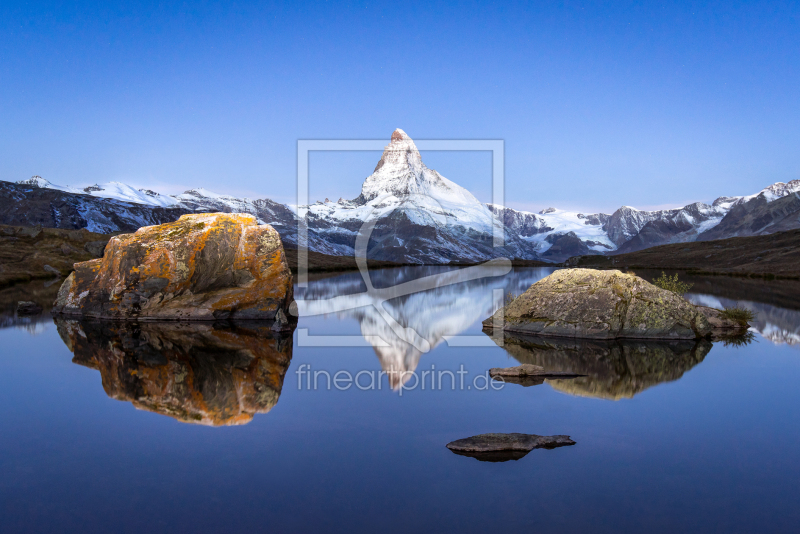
[55,319,293,425]
[298,266,555,388]
[493,333,712,400]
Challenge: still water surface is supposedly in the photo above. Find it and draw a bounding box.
[1,267,799,533]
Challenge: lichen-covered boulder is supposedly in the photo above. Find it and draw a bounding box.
[52,213,293,321]
[484,268,710,339]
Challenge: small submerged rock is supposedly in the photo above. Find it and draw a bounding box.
[43,264,62,277]
[488,364,585,387]
[16,301,43,315]
[446,433,575,462]
[695,306,750,334]
[484,268,711,340]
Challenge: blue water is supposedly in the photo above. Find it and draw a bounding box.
[1,267,799,533]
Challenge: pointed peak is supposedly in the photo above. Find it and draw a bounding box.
[371,128,422,174]
[391,128,410,142]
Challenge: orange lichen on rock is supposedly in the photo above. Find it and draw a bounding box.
[52,213,293,320]
[56,319,293,426]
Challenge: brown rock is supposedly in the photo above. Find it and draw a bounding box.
[52,213,294,321]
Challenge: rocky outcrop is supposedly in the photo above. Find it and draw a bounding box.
[446,433,575,462]
[484,269,711,339]
[56,319,294,425]
[492,332,713,400]
[52,213,294,321]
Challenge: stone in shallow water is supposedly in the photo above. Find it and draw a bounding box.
[488,364,585,387]
[446,433,575,462]
[52,213,294,321]
[695,305,751,333]
[16,301,43,315]
[483,268,711,340]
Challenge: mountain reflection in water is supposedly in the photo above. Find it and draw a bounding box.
[492,333,713,400]
[298,266,555,387]
[55,319,293,425]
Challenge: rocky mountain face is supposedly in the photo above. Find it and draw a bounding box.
[697,188,800,241]
[4,131,800,263]
[491,181,800,259]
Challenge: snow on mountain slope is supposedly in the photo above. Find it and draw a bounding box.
[487,204,615,254]
[739,180,800,203]
[16,176,81,194]
[81,182,182,207]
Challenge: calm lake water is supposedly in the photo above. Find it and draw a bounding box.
[1,266,799,533]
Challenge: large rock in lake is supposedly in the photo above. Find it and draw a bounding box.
[52,213,293,320]
[484,268,711,339]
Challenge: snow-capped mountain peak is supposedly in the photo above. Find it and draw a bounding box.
[357,129,483,212]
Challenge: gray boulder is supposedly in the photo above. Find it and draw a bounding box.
[484,268,711,340]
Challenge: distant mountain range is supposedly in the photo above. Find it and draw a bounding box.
[3,129,799,263]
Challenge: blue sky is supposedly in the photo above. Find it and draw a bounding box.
[1,0,798,213]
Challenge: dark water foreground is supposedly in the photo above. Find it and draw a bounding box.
[1,267,799,533]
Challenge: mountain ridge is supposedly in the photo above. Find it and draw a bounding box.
[6,131,800,263]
